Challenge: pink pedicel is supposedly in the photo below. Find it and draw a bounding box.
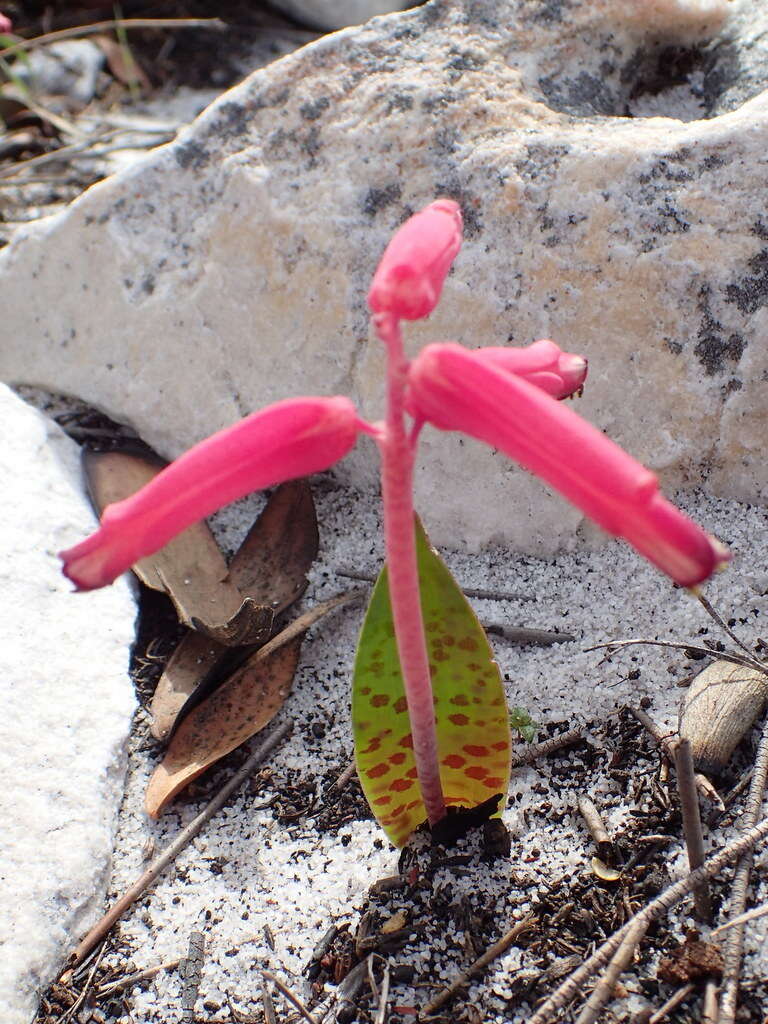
[367,199,463,321]
[406,343,728,587]
[60,396,360,590]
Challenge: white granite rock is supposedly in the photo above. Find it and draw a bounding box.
[0,386,136,1024]
[2,0,767,554]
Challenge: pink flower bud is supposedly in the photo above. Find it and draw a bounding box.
[471,339,588,399]
[367,199,463,321]
[0,13,12,33]
[407,343,729,587]
[60,396,360,590]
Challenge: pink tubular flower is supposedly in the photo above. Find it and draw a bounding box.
[0,13,12,33]
[406,343,729,587]
[472,339,588,400]
[60,396,360,590]
[367,199,463,321]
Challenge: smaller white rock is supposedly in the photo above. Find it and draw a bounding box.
[14,40,105,105]
[268,0,416,30]
[0,386,136,1024]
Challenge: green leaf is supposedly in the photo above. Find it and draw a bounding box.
[353,517,511,847]
[509,706,539,744]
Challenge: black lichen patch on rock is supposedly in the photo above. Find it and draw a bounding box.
[362,184,402,218]
[694,285,746,376]
[725,248,768,316]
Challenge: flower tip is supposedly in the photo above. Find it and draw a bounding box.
[0,13,12,33]
[368,198,463,322]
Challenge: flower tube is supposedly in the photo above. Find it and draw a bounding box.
[61,396,361,590]
[407,343,728,587]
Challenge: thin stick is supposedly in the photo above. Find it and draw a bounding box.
[96,958,182,997]
[485,624,575,647]
[712,900,768,935]
[719,713,768,1024]
[629,706,722,808]
[181,930,205,1023]
[577,795,612,859]
[702,979,719,1024]
[647,982,695,1023]
[508,728,583,768]
[0,18,225,58]
[261,983,278,1024]
[589,639,768,678]
[697,594,756,661]
[526,815,768,1024]
[61,941,108,1021]
[64,721,292,974]
[420,915,535,1015]
[374,959,392,1024]
[575,916,648,1024]
[673,738,712,922]
[262,970,319,1024]
[335,568,532,603]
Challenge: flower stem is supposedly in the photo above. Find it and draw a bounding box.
[374,313,446,827]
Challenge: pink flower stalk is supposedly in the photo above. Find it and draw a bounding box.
[407,343,729,587]
[367,199,463,320]
[61,397,360,590]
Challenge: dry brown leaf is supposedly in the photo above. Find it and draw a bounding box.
[83,448,272,645]
[657,938,724,983]
[149,480,319,741]
[145,636,303,818]
[92,32,152,91]
[145,591,358,816]
[227,478,319,613]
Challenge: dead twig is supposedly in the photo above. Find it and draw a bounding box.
[0,18,226,59]
[181,930,205,1023]
[718,713,768,1024]
[262,970,319,1024]
[696,593,756,661]
[420,915,535,1016]
[647,982,695,1023]
[63,721,293,975]
[702,979,719,1024]
[96,958,182,998]
[629,706,722,807]
[574,916,648,1024]
[484,623,575,646]
[577,795,612,860]
[335,568,532,603]
[59,940,108,1021]
[261,984,278,1024]
[589,639,768,678]
[508,728,583,768]
[712,900,768,935]
[374,958,392,1024]
[673,738,712,922]
[526,814,768,1024]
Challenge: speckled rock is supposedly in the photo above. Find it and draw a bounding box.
[1,0,766,554]
[0,386,136,1024]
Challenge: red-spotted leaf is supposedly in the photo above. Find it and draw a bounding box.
[353,518,511,847]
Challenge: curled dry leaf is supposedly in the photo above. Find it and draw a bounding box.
[150,480,319,740]
[145,592,358,816]
[590,857,622,882]
[145,636,303,817]
[83,448,272,645]
[679,659,768,775]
